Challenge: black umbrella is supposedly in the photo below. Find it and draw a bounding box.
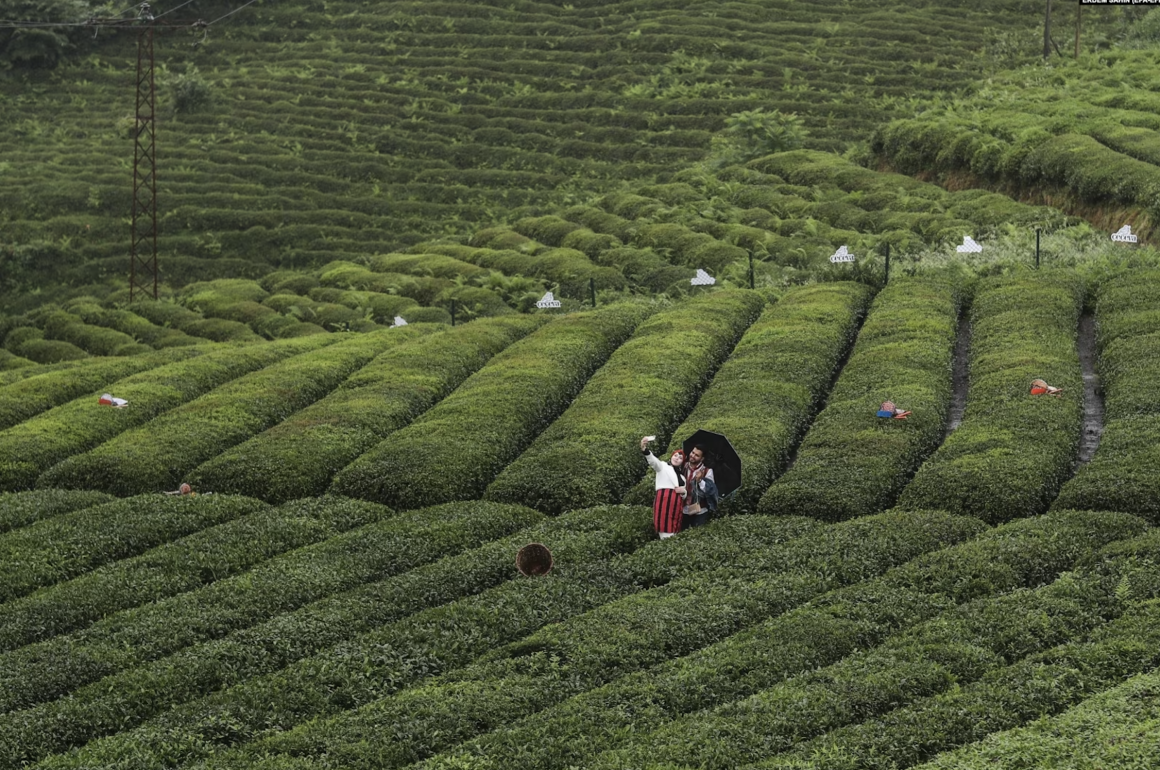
[682,430,741,498]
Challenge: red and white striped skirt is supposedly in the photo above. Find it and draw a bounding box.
[653,488,684,536]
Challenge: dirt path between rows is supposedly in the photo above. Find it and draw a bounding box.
[1076,312,1104,468]
[944,311,971,439]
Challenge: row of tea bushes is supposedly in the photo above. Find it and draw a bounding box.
[39,310,150,357]
[236,508,983,770]
[17,505,653,770]
[129,299,264,343]
[0,336,326,492]
[62,301,210,348]
[600,522,1156,770]
[0,489,114,536]
[757,274,962,520]
[1053,270,1160,518]
[0,494,268,606]
[0,499,535,714]
[411,508,1141,770]
[1,325,89,364]
[907,667,1160,769]
[898,272,1085,523]
[420,241,629,295]
[622,281,873,512]
[0,347,203,431]
[333,303,652,508]
[759,595,1160,770]
[189,317,539,502]
[38,330,405,496]
[485,289,765,514]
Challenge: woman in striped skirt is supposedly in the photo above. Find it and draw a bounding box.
[641,436,687,539]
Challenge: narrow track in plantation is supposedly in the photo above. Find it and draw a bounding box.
[1075,312,1104,467]
[944,311,971,439]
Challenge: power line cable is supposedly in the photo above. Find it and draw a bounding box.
[206,0,261,26]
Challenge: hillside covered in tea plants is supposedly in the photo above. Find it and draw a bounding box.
[4,0,1160,768]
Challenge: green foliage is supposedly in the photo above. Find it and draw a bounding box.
[0,347,198,431]
[169,63,213,114]
[758,274,963,520]
[240,509,981,770]
[15,504,652,769]
[0,499,538,717]
[39,332,386,496]
[0,488,113,535]
[1054,270,1160,517]
[623,282,873,512]
[189,318,539,502]
[0,493,267,605]
[898,271,1085,523]
[0,337,323,492]
[332,303,653,508]
[486,289,765,514]
[0,0,95,70]
[714,108,810,165]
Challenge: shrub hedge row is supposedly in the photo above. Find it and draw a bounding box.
[1053,270,1160,517]
[227,508,983,770]
[63,303,209,348]
[0,337,325,492]
[0,347,201,431]
[18,505,653,770]
[757,274,962,520]
[406,508,1141,770]
[0,493,268,606]
[485,289,765,514]
[0,489,114,535]
[602,525,1155,770]
[332,303,652,508]
[0,499,540,715]
[758,591,1160,769]
[907,668,1160,769]
[37,331,396,496]
[189,318,538,502]
[40,310,148,357]
[129,300,263,343]
[897,271,1085,523]
[622,281,872,512]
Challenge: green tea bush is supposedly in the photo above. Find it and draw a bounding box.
[40,310,143,357]
[486,289,764,514]
[0,348,198,431]
[13,505,652,769]
[40,332,390,496]
[760,596,1160,770]
[898,272,1085,523]
[906,668,1160,769]
[758,274,962,521]
[190,318,538,502]
[367,252,490,280]
[623,282,872,512]
[0,499,538,714]
[0,349,33,370]
[235,509,983,770]
[0,339,322,492]
[1053,270,1160,517]
[0,493,267,605]
[332,303,652,508]
[0,488,113,535]
[11,336,88,363]
[412,508,1142,770]
[311,288,422,323]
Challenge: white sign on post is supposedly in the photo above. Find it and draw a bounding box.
[829,246,854,264]
[535,291,562,309]
[690,269,716,286]
[956,236,982,253]
[392,316,408,327]
[1112,225,1138,244]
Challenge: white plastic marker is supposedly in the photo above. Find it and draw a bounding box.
[392,316,408,327]
[829,245,854,263]
[690,269,716,286]
[1112,225,1138,244]
[535,291,562,309]
[956,236,982,253]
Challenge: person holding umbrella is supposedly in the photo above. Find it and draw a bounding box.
[680,430,743,527]
[682,444,717,529]
[641,436,687,539]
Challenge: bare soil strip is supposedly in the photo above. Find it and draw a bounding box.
[944,311,971,439]
[1076,312,1105,467]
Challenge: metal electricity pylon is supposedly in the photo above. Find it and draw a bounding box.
[129,11,158,301]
